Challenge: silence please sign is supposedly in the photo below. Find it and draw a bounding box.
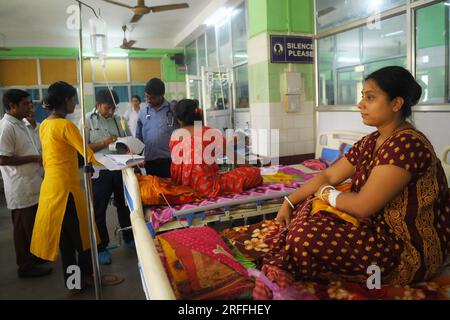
[270,35,314,64]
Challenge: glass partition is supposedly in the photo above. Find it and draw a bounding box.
[316,0,405,33]
[317,14,406,106]
[232,3,248,64]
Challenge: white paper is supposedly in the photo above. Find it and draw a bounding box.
[109,136,145,154]
[95,153,145,171]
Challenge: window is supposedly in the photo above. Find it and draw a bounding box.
[198,34,207,71]
[184,1,249,117]
[207,26,217,67]
[316,0,405,33]
[317,14,406,106]
[206,71,230,111]
[186,40,198,76]
[318,36,335,105]
[416,2,448,104]
[232,3,248,64]
[41,88,48,99]
[218,20,232,66]
[188,79,201,101]
[363,14,406,63]
[130,85,145,101]
[26,88,41,101]
[234,64,249,109]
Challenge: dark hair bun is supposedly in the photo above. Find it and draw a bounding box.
[45,81,77,110]
[45,93,64,111]
[407,80,422,107]
[365,66,422,118]
[174,99,203,126]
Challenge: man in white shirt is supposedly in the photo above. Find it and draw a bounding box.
[23,105,42,155]
[123,95,141,137]
[0,89,51,278]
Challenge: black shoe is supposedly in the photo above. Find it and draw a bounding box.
[33,257,49,265]
[18,265,53,278]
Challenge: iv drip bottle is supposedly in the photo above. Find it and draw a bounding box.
[89,18,108,57]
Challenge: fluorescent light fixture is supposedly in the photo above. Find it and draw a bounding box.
[354,65,365,72]
[338,57,360,63]
[444,2,450,6]
[83,52,128,58]
[234,53,248,59]
[422,55,429,63]
[107,53,128,57]
[204,7,232,26]
[381,30,404,38]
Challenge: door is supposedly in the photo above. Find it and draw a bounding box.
[201,66,234,133]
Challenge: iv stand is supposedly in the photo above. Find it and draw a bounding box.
[75,0,102,300]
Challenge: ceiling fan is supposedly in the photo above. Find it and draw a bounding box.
[120,25,146,51]
[103,0,190,23]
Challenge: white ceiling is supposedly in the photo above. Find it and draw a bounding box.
[0,0,211,49]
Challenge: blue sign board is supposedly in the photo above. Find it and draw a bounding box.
[270,35,314,64]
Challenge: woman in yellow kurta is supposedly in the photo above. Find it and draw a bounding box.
[30,81,101,288]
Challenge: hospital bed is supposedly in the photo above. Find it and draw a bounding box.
[121,131,365,299]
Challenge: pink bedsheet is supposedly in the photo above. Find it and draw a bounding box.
[147,165,316,229]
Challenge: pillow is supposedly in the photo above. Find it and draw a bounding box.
[320,142,353,167]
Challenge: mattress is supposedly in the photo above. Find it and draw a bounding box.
[144,164,319,231]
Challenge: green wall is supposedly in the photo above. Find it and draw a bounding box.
[249,0,313,38]
[161,55,185,82]
[248,0,314,105]
[248,0,268,38]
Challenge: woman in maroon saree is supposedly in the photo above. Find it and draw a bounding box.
[266,66,450,286]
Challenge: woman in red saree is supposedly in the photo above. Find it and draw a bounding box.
[267,66,450,286]
[169,99,262,198]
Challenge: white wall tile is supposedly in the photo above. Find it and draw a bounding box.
[305,140,315,154]
[295,143,306,155]
[248,33,269,66]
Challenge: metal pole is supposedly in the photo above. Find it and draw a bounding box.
[76,0,102,300]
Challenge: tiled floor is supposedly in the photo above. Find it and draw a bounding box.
[0,192,145,300]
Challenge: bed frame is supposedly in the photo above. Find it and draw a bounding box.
[315,131,366,159]
[124,164,314,236]
[122,130,365,299]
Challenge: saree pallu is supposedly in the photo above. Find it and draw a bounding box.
[138,175,202,205]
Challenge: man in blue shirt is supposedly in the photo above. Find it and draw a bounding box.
[136,78,179,178]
